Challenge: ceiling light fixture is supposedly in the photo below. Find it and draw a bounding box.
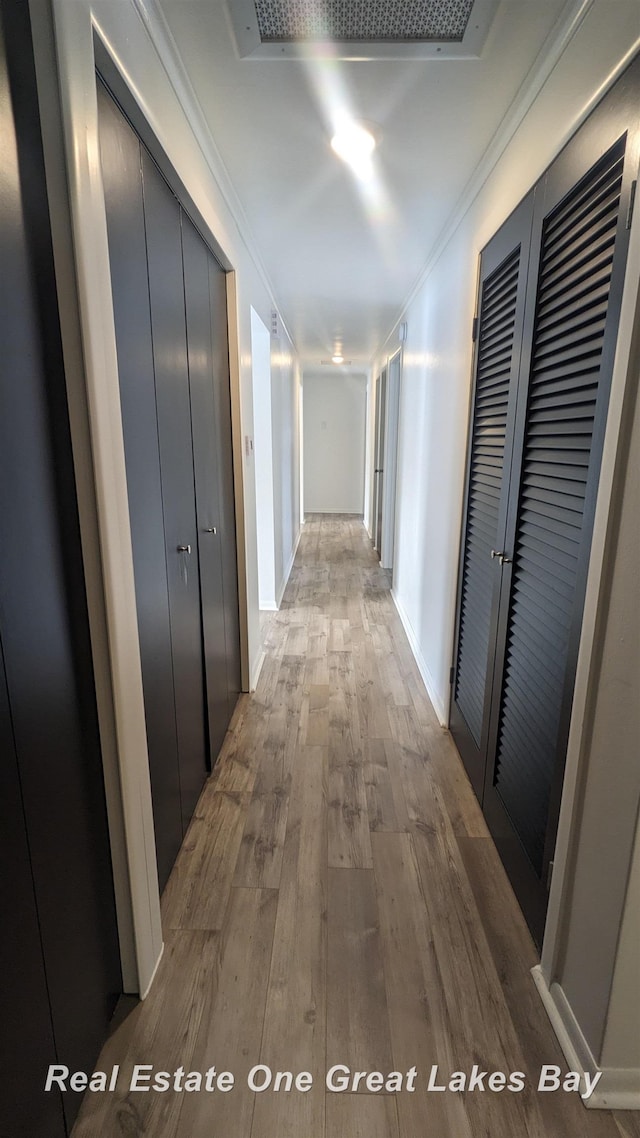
[332,353,345,364]
[330,120,377,171]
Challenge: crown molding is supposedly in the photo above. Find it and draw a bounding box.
[374,0,600,361]
[129,0,296,350]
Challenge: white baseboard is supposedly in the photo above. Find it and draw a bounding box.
[252,529,302,691]
[305,507,364,515]
[259,599,279,612]
[250,647,266,692]
[531,966,640,1110]
[593,1070,640,1110]
[275,526,301,609]
[390,588,448,726]
[139,940,164,1000]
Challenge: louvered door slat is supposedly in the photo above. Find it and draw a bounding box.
[518,522,580,560]
[544,151,623,240]
[536,282,610,335]
[453,62,638,945]
[536,265,611,322]
[453,246,521,749]
[538,232,617,304]
[512,575,574,629]
[493,143,625,875]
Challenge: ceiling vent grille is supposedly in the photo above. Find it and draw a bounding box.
[228,0,498,59]
[254,0,474,43]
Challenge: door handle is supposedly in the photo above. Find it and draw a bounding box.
[177,544,191,554]
[374,468,383,474]
[490,549,511,566]
[204,527,217,534]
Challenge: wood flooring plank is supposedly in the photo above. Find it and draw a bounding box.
[328,651,372,868]
[328,754,372,869]
[430,731,489,838]
[327,868,394,1079]
[615,1112,640,1138]
[328,617,351,651]
[327,594,350,618]
[352,629,393,740]
[375,647,411,708]
[364,738,406,832]
[371,832,475,1138]
[305,655,331,686]
[251,744,328,1138]
[232,655,304,889]
[210,721,261,795]
[284,622,308,656]
[328,650,362,747]
[210,684,275,795]
[233,762,291,890]
[410,813,548,1138]
[388,702,488,839]
[161,789,249,930]
[72,930,220,1138]
[174,887,277,1138]
[73,517,634,1138]
[326,1093,400,1137]
[299,681,330,746]
[458,835,623,1138]
[307,612,329,659]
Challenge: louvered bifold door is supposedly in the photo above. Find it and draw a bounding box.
[482,68,639,946]
[450,195,534,799]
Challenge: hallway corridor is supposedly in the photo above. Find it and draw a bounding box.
[72,517,636,1138]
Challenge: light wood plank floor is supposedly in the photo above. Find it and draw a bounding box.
[73,515,637,1138]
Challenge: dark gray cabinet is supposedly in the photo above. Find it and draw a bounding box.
[97,82,184,888]
[183,215,232,758]
[141,150,209,832]
[451,56,640,945]
[98,81,241,891]
[0,4,121,1133]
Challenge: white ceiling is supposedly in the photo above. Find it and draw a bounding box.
[157,0,569,367]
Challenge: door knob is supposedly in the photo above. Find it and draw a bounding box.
[204,527,217,534]
[177,544,191,554]
[490,549,511,566]
[375,468,383,474]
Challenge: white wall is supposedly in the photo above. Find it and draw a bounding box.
[271,342,302,603]
[602,823,640,1073]
[381,349,402,572]
[374,231,473,723]
[548,333,640,1103]
[303,372,367,514]
[371,2,640,721]
[251,308,276,609]
[370,0,640,1095]
[46,0,301,992]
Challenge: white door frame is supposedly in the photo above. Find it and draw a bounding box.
[380,347,402,572]
[250,307,277,610]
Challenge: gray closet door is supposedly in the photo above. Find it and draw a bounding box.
[483,121,637,943]
[141,150,208,830]
[450,194,533,799]
[373,368,386,552]
[1,10,121,1132]
[98,81,183,890]
[207,249,242,714]
[99,79,241,886]
[182,213,229,757]
[452,56,639,945]
[0,640,66,1137]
